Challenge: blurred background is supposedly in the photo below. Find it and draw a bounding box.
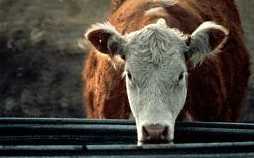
[0,0,253,121]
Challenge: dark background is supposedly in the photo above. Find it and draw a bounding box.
[0,0,253,121]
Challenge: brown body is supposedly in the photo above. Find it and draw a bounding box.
[83,0,249,121]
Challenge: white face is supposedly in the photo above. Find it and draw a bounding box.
[86,18,228,145]
[123,22,188,144]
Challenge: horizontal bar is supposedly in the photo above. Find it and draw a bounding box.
[1,118,254,129]
[0,142,254,157]
[0,118,135,125]
[0,118,253,145]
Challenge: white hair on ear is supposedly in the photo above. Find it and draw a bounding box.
[192,21,229,37]
[85,22,121,40]
[191,21,229,53]
[189,21,229,66]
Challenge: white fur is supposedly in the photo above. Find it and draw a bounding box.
[123,19,188,144]
[192,21,229,37]
[189,21,229,65]
[86,18,228,145]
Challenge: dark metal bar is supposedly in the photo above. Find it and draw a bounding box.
[0,118,253,145]
[0,142,254,157]
[0,118,135,125]
[0,118,253,157]
[1,118,254,129]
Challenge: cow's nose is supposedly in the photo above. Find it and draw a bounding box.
[141,124,170,144]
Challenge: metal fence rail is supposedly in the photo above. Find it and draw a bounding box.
[0,118,253,145]
[0,118,253,157]
[0,142,254,157]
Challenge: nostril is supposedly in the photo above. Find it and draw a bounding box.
[142,126,151,140]
[141,124,170,144]
[161,126,169,140]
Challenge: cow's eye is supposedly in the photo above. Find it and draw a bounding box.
[120,55,126,60]
[178,72,184,81]
[126,71,132,80]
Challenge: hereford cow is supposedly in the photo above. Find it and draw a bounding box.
[83,0,250,144]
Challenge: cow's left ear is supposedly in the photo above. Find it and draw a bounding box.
[85,23,126,57]
[184,21,229,66]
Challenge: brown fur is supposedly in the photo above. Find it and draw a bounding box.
[83,0,249,121]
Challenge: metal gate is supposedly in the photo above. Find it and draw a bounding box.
[0,118,254,157]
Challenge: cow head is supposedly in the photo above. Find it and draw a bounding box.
[86,19,228,145]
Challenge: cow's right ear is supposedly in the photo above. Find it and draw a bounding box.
[85,23,126,56]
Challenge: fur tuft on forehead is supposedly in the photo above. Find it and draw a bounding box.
[127,19,188,64]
